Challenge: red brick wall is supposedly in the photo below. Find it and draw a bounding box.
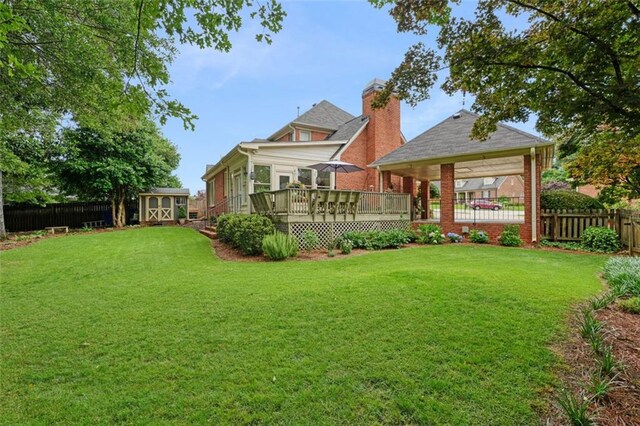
[497,176,525,198]
[275,132,291,142]
[214,170,226,205]
[337,89,403,191]
[435,158,541,244]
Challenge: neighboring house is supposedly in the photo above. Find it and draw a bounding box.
[202,79,405,215]
[433,176,525,201]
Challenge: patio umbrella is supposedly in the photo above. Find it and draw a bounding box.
[307,160,364,189]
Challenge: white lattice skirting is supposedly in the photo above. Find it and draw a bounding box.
[276,220,411,249]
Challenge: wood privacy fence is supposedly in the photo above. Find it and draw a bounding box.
[541,209,640,255]
[3,201,138,232]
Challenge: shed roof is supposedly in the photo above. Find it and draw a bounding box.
[140,188,190,196]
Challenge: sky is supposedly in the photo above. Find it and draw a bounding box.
[160,0,539,193]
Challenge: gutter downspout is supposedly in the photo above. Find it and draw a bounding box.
[530,147,537,243]
[236,146,251,213]
[377,166,382,192]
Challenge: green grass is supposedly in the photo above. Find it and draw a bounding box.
[1,227,605,424]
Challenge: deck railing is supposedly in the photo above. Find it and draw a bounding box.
[251,189,411,221]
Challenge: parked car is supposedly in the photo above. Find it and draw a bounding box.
[468,199,503,210]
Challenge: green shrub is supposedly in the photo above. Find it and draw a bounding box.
[339,238,353,254]
[217,213,275,255]
[557,388,593,426]
[540,189,604,210]
[540,240,583,251]
[498,224,523,247]
[177,206,187,219]
[416,224,445,244]
[469,229,490,244]
[261,232,298,261]
[602,257,640,297]
[581,227,620,253]
[301,229,319,253]
[619,297,640,314]
[341,230,412,250]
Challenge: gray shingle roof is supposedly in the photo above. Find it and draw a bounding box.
[293,100,355,130]
[371,109,551,166]
[431,177,508,191]
[327,115,368,141]
[145,188,190,195]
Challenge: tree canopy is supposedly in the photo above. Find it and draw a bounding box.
[371,0,640,140]
[57,122,181,227]
[1,0,286,133]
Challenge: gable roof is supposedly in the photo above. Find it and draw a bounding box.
[328,115,368,141]
[268,100,355,140]
[371,109,552,167]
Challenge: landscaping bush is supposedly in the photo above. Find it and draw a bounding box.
[540,240,583,251]
[262,232,298,261]
[619,297,640,314]
[416,224,445,244]
[341,230,412,250]
[469,229,490,244]
[301,229,319,253]
[498,224,523,247]
[446,232,463,243]
[216,213,275,255]
[602,257,640,297]
[339,238,353,254]
[540,189,604,210]
[581,227,620,253]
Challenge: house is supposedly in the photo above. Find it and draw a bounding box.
[432,176,525,202]
[202,79,406,216]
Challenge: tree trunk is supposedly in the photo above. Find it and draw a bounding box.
[111,196,117,228]
[0,171,6,240]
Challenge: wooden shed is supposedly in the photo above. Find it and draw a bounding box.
[139,188,190,225]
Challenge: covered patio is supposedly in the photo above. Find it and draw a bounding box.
[371,110,554,243]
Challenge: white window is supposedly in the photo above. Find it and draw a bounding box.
[297,168,313,187]
[316,171,331,189]
[482,190,490,198]
[483,177,496,185]
[253,165,271,193]
[455,180,466,188]
[207,179,215,206]
[175,197,187,205]
[299,130,311,141]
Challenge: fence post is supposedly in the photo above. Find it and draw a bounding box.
[553,210,559,241]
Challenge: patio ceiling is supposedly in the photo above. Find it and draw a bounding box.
[374,146,554,181]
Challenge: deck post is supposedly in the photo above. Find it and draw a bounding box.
[421,180,430,220]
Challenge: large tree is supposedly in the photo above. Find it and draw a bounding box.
[0,0,285,237]
[370,0,640,140]
[57,122,181,228]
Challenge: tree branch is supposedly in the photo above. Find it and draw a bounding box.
[507,0,625,86]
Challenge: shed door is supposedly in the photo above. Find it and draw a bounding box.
[148,197,159,221]
[160,196,173,220]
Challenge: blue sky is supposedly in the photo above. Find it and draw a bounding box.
[161,1,539,193]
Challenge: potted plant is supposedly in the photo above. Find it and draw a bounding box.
[177,206,187,225]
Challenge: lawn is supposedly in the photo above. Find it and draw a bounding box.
[0,227,605,424]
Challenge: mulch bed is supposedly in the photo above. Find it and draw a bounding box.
[546,303,640,425]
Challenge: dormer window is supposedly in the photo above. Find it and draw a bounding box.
[483,177,496,185]
[299,130,311,141]
[455,180,466,188]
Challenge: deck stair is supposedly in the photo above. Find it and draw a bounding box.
[199,225,217,239]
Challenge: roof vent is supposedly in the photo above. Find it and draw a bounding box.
[452,113,461,119]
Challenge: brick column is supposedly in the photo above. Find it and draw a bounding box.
[382,171,393,191]
[523,154,542,244]
[421,180,430,219]
[402,176,417,197]
[440,164,455,229]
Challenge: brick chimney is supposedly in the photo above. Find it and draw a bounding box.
[362,78,402,191]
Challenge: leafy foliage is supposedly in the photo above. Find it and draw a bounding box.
[498,225,523,247]
[262,232,298,261]
[416,223,445,244]
[580,227,620,253]
[619,297,640,315]
[341,230,413,250]
[370,1,640,140]
[301,229,319,253]
[446,232,463,243]
[56,122,180,227]
[540,190,604,210]
[539,240,583,251]
[339,238,353,254]
[602,257,640,297]
[469,229,489,244]
[216,213,275,256]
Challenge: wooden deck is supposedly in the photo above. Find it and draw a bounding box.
[250,189,412,223]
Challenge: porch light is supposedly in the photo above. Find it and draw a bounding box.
[249,171,256,180]
[315,177,322,185]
